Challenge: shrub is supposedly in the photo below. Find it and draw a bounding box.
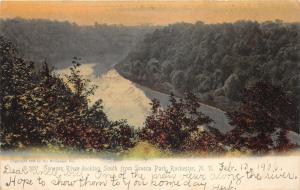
[140,92,224,152]
[225,82,298,153]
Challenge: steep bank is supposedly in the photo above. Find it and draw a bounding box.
[115,67,234,133]
[116,21,300,112]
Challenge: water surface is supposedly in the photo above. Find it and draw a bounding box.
[57,63,233,133]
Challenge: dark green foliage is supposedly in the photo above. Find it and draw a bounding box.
[117,20,300,114]
[1,37,37,148]
[0,37,136,151]
[0,18,155,67]
[139,92,224,153]
[225,82,298,153]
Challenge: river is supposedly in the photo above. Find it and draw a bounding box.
[56,63,233,133]
[56,63,300,146]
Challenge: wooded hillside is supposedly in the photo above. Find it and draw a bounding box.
[116,21,300,111]
[0,18,155,68]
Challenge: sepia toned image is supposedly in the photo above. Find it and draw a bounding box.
[0,1,300,189]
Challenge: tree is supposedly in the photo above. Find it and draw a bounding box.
[140,92,224,152]
[0,37,137,152]
[225,82,298,153]
[117,21,300,113]
[0,36,37,148]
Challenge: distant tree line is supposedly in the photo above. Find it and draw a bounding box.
[116,20,300,117]
[0,18,156,68]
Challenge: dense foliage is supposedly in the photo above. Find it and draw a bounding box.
[139,83,299,154]
[0,18,155,67]
[117,20,300,113]
[140,93,225,153]
[225,82,299,153]
[0,37,136,151]
[1,19,299,154]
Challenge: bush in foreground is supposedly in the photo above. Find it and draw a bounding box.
[225,82,298,153]
[139,92,224,153]
[0,37,136,152]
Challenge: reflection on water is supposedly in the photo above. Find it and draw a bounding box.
[57,63,152,127]
[57,63,234,133]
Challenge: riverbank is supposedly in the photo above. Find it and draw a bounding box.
[57,63,300,146]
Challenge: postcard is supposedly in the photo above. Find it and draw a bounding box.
[0,0,299,189]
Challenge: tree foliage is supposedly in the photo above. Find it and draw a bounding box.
[0,37,136,151]
[1,19,299,154]
[117,20,300,116]
[225,82,299,153]
[0,18,155,67]
[139,92,224,153]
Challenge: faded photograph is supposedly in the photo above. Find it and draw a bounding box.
[0,0,300,158]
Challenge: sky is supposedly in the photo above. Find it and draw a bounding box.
[1,1,300,26]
